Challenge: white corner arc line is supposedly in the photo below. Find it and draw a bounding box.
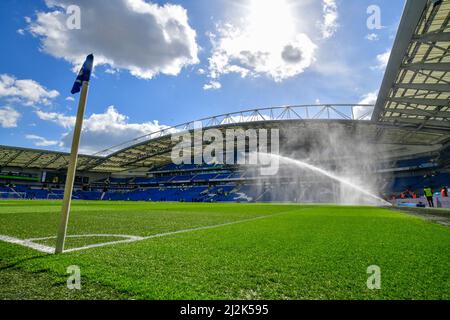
[0,212,286,254]
[26,234,144,241]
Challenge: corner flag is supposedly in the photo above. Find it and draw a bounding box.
[71,54,94,94]
[56,54,94,254]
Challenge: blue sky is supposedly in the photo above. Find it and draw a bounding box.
[0,0,405,154]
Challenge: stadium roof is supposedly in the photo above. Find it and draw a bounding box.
[0,145,100,171]
[373,0,450,139]
[89,104,374,171]
[1,0,449,174]
[90,118,443,173]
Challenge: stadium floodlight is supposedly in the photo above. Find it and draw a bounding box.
[55,54,94,254]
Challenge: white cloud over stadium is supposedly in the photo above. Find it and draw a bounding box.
[319,0,339,39]
[0,74,59,106]
[372,49,392,71]
[35,106,171,154]
[25,134,61,147]
[0,107,21,128]
[203,0,340,89]
[205,0,318,84]
[353,91,378,120]
[27,0,199,79]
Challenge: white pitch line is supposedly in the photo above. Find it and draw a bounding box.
[0,234,144,254]
[141,213,278,240]
[0,213,286,254]
[64,213,284,252]
[64,237,145,253]
[0,235,54,254]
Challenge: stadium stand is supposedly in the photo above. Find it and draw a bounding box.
[0,0,449,207]
[1,156,448,206]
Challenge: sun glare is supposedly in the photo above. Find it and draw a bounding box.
[212,0,316,81]
[246,0,296,44]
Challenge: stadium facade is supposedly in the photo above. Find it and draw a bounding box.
[1,0,449,206]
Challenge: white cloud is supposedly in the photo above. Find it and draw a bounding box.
[372,49,391,71]
[320,0,339,39]
[203,81,222,91]
[26,134,60,147]
[365,33,379,41]
[312,56,352,78]
[36,106,172,154]
[0,74,59,106]
[17,29,25,35]
[0,107,21,128]
[358,91,378,105]
[27,0,199,79]
[104,68,118,75]
[35,109,75,129]
[205,0,317,85]
[65,96,75,102]
[353,91,378,120]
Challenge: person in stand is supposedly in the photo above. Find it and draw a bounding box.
[441,186,448,198]
[423,186,434,207]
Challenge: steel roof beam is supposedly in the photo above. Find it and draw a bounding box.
[394,83,450,91]
[2,150,23,167]
[41,154,64,169]
[372,0,428,121]
[376,122,449,135]
[403,62,450,71]
[382,118,450,128]
[385,108,450,118]
[413,31,450,42]
[389,97,449,106]
[23,153,45,168]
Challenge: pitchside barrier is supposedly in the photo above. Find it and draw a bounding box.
[394,196,450,209]
[0,192,27,199]
[47,193,65,200]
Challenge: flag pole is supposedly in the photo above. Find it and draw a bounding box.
[55,80,89,254]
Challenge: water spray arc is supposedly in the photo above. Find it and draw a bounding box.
[259,153,391,206]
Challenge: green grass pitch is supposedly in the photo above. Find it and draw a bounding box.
[0,200,449,300]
